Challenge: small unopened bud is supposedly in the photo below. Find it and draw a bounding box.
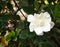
[44,0,49,5]
[13,7,18,11]
[16,9,28,21]
[11,0,15,6]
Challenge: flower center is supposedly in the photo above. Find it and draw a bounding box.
[35,19,44,27]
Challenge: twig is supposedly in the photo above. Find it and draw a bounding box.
[13,0,26,18]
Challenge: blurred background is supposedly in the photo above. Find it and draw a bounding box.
[0,0,60,47]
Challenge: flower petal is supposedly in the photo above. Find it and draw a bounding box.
[34,13,40,17]
[34,27,44,35]
[29,23,34,32]
[44,12,51,23]
[43,23,51,32]
[34,13,44,19]
[50,21,55,28]
[44,12,50,17]
[27,15,35,22]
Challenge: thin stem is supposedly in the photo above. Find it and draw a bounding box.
[13,0,26,18]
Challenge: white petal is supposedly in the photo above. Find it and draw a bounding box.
[36,32,44,36]
[34,13,40,16]
[29,23,34,32]
[34,13,44,19]
[44,12,50,17]
[39,12,44,17]
[43,23,51,32]
[45,18,51,23]
[27,15,35,22]
[34,27,44,35]
[50,21,55,28]
[44,12,51,23]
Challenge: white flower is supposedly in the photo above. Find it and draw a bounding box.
[27,12,54,35]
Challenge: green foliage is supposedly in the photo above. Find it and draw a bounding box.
[54,2,60,19]
[6,31,15,41]
[0,43,3,47]
[0,14,13,22]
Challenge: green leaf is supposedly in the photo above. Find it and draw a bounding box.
[33,36,45,44]
[0,14,13,22]
[15,28,21,36]
[40,42,55,47]
[34,0,40,11]
[54,2,60,19]
[7,3,13,11]
[17,21,25,29]
[19,29,36,39]
[23,6,34,14]
[19,29,29,39]
[6,31,15,41]
[13,37,17,41]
